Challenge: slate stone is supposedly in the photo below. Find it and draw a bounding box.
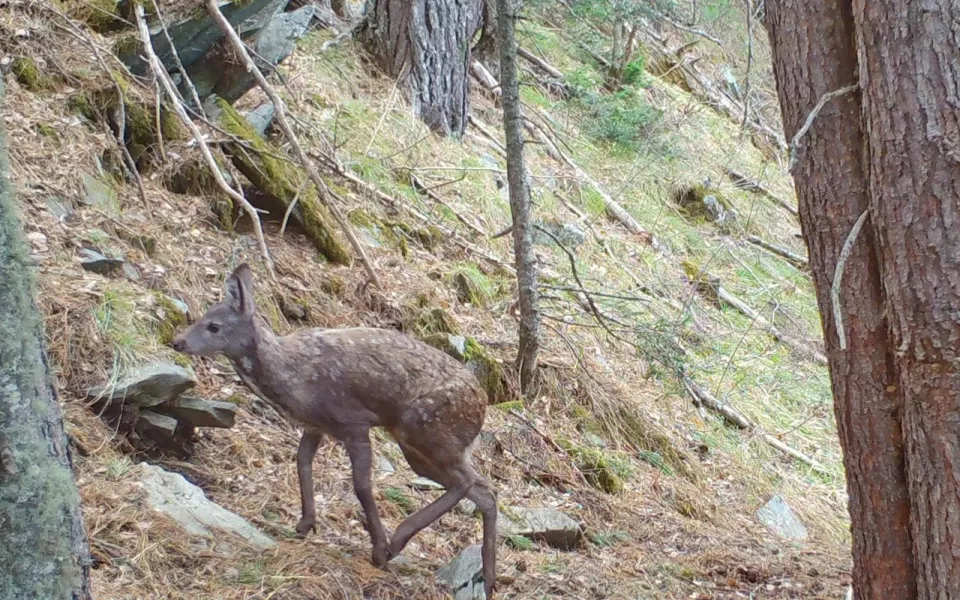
[80,249,124,276]
[499,507,584,549]
[80,172,119,212]
[437,543,486,600]
[756,495,808,541]
[412,477,445,491]
[138,463,276,548]
[137,410,179,439]
[157,396,238,428]
[88,362,196,408]
[244,102,276,137]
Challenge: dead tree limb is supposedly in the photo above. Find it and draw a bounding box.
[745,235,808,270]
[205,0,381,289]
[726,168,798,218]
[135,5,274,274]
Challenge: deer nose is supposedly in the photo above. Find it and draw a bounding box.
[171,338,186,352]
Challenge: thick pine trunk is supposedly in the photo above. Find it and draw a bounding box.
[0,82,92,599]
[764,2,916,597]
[497,0,540,395]
[852,1,960,595]
[361,0,483,137]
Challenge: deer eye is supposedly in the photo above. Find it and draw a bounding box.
[206,322,221,334]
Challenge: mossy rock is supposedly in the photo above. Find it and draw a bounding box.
[559,440,627,494]
[216,99,351,265]
[12,57,53,92]
[410,306,459,338]
[65,0,123,31]
[673,183,737,225]
[35,122,60,143]
[149,293,189,345]
[421,333,507,404]
[450,265,497,307]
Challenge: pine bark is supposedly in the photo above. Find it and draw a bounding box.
[852,1,960,595]
[473,0,499,77]
[0,82,92,600]
[765,1,915,597]
[497,0,540,395]
[361,0,483,137]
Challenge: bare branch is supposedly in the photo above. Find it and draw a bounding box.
[789,83,859,171]
[831,209,870,351]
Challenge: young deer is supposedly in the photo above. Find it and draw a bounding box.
[171,264,498,596]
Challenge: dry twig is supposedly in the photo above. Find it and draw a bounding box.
[788,83,859,171]
[831,209,869,351]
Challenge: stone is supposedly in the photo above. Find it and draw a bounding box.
[533,219,586,251]
[88,361,196,409]
[376,456,396,475]
[80,248,124,276]
[44,195,74,220]
[244,102,276,138]
[80,172,119,212]
[137,410,179,439]
[437,543,486,600]
[756,495,808,541]
[412,477,445,491]
[157,396,238,429]
[118,0,289,76]
[138,462,276,548]
[584,432,607,449]
[499,507,584,549]
[456,499,477,516]
[188,4,316,104]
[122,262,141,281]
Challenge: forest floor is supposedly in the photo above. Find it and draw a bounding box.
[3,1,851,598]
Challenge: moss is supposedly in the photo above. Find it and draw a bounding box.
[673,183,736,223]
[167,156,221,196]
[35,122,60,143]
[150,293,188,345]
[411,307,459,337]
[12,57,52,92]
[383,219,444,251]
[463,337,507,404]
[212,197,235,232]
[67,0,121,31]
[559,440,627,494]
[450,265,496,307]
[227,393,250,408]
[320,274,346,296]
[67,92,97,122]
[217,99,351,265]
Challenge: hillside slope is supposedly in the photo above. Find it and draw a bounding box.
[2,1,850,598]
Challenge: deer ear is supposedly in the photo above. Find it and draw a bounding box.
[224,263,256,317]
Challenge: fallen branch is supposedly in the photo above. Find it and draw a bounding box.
[206,0,381,288]
[726,168,798,218]
[517,46,564,79]
[683,376,829,474]
[409,173,486,237]
[745,235,808,270]
[691,269,827,365]
[134,4,274,274]
[467,115,507,156]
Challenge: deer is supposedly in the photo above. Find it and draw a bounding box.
[171,264,498,597]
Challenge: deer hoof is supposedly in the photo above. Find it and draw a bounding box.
[295,518,316,536]
[372,544,389,568]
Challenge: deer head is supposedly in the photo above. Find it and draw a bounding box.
[172,263,257,358]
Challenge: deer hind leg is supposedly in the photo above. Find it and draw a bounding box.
[466,475,498,598]
[344,432,389,567]
[295,430,323,536]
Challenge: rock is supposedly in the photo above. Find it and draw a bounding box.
[138,463,276,548]
[88,362,196,409]
[137,410,179,439]
[584,432,607,449]
[376,456,396,475]
[80,172,119,212]
[412,477,445,491]
[44,195,75,220]
[756,495,808,541]
[244,102,276,137]
[187,4,316,104]
[456,499,477,516]
[533,219,586,251]
[157,396,238,428]
[118,0,289,76]
[122,262,141,281]
[437,544,486,600]
[80,248,124,276]
[424,333,468,361]
[499,507,584,549]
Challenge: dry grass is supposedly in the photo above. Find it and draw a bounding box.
[3,3,851,598]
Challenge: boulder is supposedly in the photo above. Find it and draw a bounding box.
[88,362,196,408]
[80,172,119,212]
[437,544,486,600]
[186,4,316,104]
[245,102,276,137]
[137,410,178,439]
[157,396,238,428]
[756,495,808,541]
[499,507,583,549]
[118,0,289,76]
[138,463,276,548]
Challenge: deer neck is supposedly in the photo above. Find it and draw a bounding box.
[226,319,300,421]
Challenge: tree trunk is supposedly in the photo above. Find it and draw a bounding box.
[0,82,92,599]
[852,2,960,595]
[361,0,483,137]
[764,2,916,598]
[330,0,346,18]
[497,0,540,396]
[473,0,499,78]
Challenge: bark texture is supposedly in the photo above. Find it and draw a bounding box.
[361,0,483,136]
[473,0,499,77]
[497,0,540,395]
[765,2,915,598]
[0,82,92,599]
[852,2,960,596]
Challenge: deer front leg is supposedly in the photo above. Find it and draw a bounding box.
[296,430,323,536]
[344,434,389,567]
